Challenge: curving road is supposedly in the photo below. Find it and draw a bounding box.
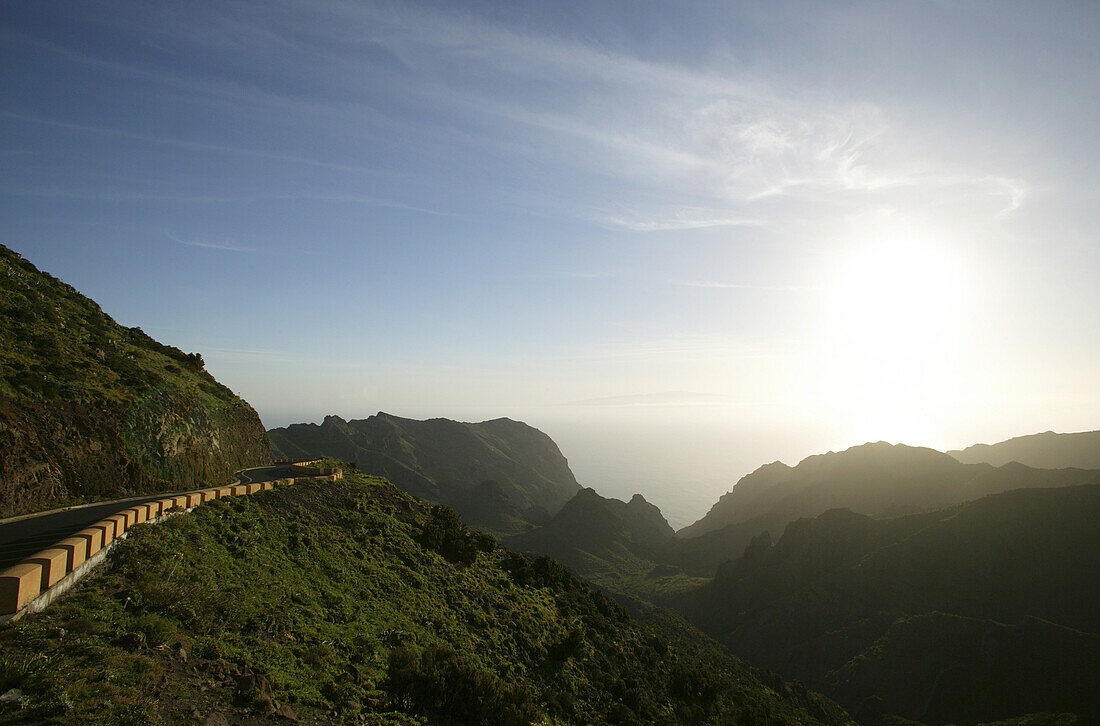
[0,466,295,571]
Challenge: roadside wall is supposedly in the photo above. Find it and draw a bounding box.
[0,469,340,620]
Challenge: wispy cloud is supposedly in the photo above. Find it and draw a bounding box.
[167,233,254,253]
[602,210,765,232]
[0,110,393,178]
[681,280,818,292]
[5,2,1029,233]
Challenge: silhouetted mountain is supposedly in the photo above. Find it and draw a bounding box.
[681,443,972,539]
[268,412,580,532]
[674,484,1100,724]
[505,488,678,588]
[0,243,268,517]
[949,429,1100,470]
[675,442,1100,576]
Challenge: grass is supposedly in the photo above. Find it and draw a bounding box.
[0,469,849,725]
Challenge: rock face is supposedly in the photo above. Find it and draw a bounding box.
[0,244,269,517]
[267,412,581,530]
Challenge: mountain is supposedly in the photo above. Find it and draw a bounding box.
[0,468,851,725]
[267,412,581,532]
[675,442,1100,576]
[0,244,268,517]
[674,484,1100,724]
[505,488,687,593]
[949,429,1100,470]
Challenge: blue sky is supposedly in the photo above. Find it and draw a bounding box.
[2,1,1098,522]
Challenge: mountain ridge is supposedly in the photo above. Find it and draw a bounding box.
[949,429,1100,470]
[268,411,581,532]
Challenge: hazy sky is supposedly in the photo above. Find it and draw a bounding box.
[2,2,1097,524]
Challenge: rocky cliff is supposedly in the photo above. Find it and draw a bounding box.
[0,244,269,517]
[268,412,581,531]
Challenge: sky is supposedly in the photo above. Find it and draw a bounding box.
[2,1,1098,525]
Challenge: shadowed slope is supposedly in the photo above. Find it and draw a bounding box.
[674,484,1100,724]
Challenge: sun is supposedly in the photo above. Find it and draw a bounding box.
[818,225,971,445]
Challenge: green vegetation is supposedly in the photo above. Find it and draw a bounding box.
[0,470,850,725]
[1,244,211,404]
[0,244,268,517]
[506,488,706,602]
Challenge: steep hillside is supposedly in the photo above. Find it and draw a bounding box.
[0,471,851,726]
[505,488,695,596]
[674,484,1100,724]
[0,244,268,517]
[949,429,1100,470]
[268,413,580,532]
[681,443,976,539]
[676,443,1100,576]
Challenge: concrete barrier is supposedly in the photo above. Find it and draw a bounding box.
[105,514,128,538]
[89,521,115,547]
[0,563,43,613]
[56,537,89,571]
[290,463,343,479]
[1,468,328,618]
[27,548,69,590]
[74,528,104,558]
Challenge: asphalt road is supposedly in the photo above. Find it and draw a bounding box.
[0,466,297,571]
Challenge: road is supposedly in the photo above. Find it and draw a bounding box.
[0,465,297,571]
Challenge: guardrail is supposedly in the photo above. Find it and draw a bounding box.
[0,469,339,620]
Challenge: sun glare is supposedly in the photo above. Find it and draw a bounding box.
[820,225,970,445]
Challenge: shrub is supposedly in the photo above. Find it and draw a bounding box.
[384,645,539,726]
[420,506,480,566]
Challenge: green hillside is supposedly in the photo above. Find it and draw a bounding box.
[505,488,707,599]
[674,484,1100,724]
[0,470,851,726]
[268,413,581,533]
[0,244,268,517]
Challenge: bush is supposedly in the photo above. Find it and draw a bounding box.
[384,645,539,726]
[420,506,481,566]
